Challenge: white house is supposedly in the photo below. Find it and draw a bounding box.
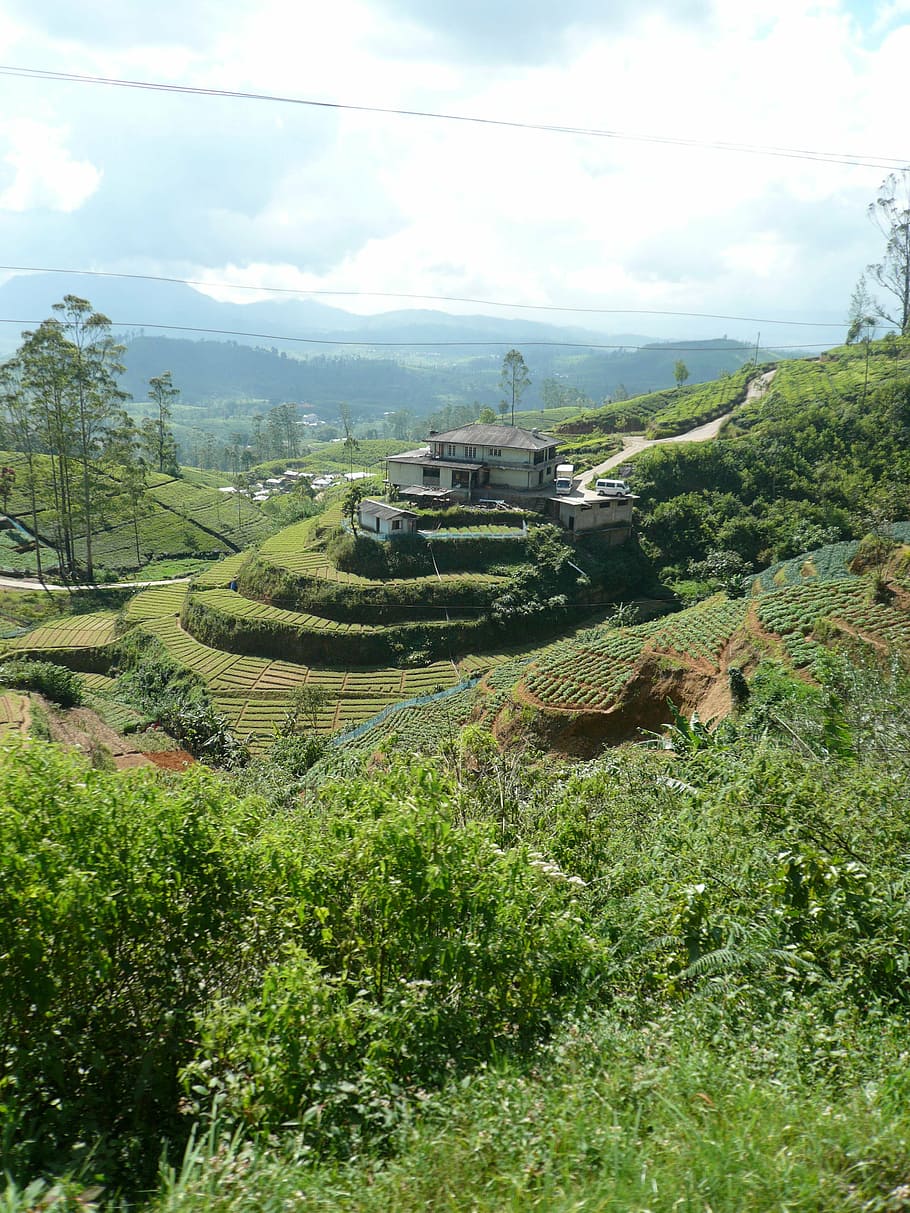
[386,423,559,497]
[358,498,419,539]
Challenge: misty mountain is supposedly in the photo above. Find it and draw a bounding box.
[0,272,786,419]
[0,271,645,354]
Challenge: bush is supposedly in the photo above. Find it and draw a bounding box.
[0,744,273,1185]
[0,658,84,707]
[182,764,603,1147]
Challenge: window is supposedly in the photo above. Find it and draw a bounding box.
[423,466,440,482]
[391,519,401,530]
[447,444,456,456]
[465,445,478,458]
[489,447,502,457]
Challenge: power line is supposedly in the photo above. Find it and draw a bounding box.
[0,316,837,351]
[2,64,908,171]
[0,264,849,329]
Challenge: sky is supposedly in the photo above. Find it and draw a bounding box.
[1,0,909,348]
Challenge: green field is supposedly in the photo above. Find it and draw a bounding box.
[0,452,276,575]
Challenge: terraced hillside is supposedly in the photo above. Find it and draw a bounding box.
[325,545,910,762]
[3,531,520,753]
[178,500,544,668]
[0,452,273,575]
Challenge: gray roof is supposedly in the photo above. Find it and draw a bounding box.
[428,423,554,451]
[359,499,417,521]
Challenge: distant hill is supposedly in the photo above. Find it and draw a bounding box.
[0,272,793,419]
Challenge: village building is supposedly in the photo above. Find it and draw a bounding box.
[386,423,559,497]
[358,498,419,539]
[384,422,635,537]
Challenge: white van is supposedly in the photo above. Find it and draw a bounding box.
[595,478,630,497]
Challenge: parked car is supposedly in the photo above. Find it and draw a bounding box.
[595,478,631,497]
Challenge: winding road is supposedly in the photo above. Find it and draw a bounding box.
[577,367,777,487]
[578,410,735,487]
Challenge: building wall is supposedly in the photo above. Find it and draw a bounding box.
[557,497,634,533]
[387,460,429,489]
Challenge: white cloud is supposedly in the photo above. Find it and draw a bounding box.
[0,0,903,340]
[0,120,101,213]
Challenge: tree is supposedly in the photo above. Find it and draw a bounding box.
[0,465,14,516]
[674,360,690,389]
[846,275,877,345]
[143,371,180,474]
[339,402,359,473]
[867,168,910,335]
[342,481,368,533]
[499,349,531,426]
[283,684,331,733]
[0,361,46,583]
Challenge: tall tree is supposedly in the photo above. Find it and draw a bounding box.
[867,168,910,335]
[16,321,80,575]
[674,360,690,389]
[53,297,126,580]
[846,274,877,344]
[0,359,46,583]
[339,401,358,473]
[143,371,180,475]
[499,349,531,426]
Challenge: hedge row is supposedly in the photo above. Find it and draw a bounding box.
[182,595,498,666]
[408,505,529,529]
[330,532,530,579]
[238,555,505,623]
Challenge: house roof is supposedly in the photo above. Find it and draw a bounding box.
[387,451,481,472]
[359,498,418,522]
[428,423,555,451]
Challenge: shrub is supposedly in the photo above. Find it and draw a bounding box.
[183,764,603,1147]
[0,658,84,707]
[0,744,273,1185]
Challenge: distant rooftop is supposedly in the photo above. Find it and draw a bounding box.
[359,498,418,522]
[428,423,554,451]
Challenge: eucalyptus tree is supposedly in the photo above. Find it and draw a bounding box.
[499,349,531,425]
[142,370,180,474]
[106,411,148,566]
[15,319,80,575]
[53,296,127,580]
[867,169,910,336]
[0,358,46,582]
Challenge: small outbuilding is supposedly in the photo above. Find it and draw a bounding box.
[358,498,419,539]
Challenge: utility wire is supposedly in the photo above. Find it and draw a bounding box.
[0,317,838,351]
[0,264,850,329]
[2,64,908,171]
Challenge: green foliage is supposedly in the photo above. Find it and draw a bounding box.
[183,764,600,1146]
[0,657,84,706]
[113,631,247,764]
[0,744,272,1184]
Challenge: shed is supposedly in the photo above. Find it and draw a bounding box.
[358,498,419,539]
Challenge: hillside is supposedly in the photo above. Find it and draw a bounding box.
[0,454,274,577]
[3,333,910,1211]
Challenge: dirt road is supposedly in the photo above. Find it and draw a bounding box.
[0,575,191,593]
[578,410,736,487]
[578,367,778,487]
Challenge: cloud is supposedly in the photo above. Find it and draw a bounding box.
[0,120,101,212]
[371,0,711,62]
[1,0,243,49]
